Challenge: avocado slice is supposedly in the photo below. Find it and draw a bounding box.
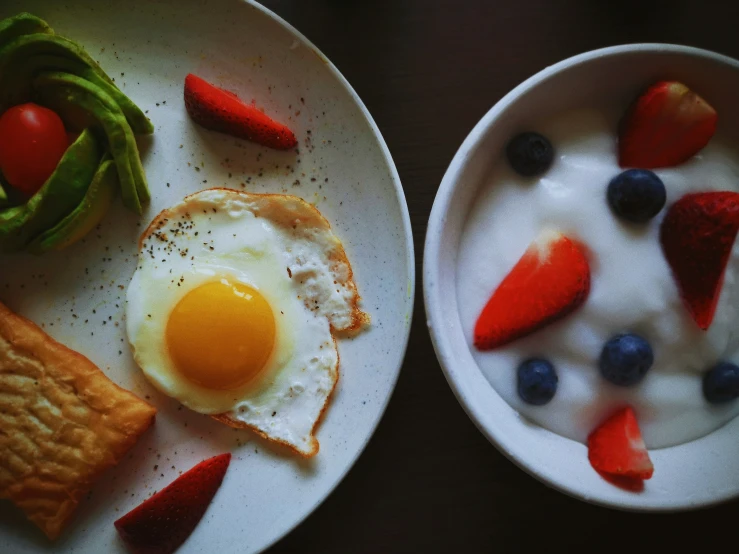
[6,53,152,136]
[0,128,100,252]
[27,156,118,253]
[33,71,149,214]
[0,13,53,49]
[0,173,25,208]
[0,33,153,134]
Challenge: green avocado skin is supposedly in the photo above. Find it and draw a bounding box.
[0,129,100,252]
[0,13,152,251]
[0,13,52,48]
[27,156,118,254]
[33,71,149,214]
[0,173,25,208]
[0,33,153,135]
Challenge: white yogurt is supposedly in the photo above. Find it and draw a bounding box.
[456,108,739,449]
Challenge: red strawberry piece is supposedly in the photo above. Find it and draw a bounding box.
[115,453,231,554]
[618,81,717,169]
[660,191,739,330]
[587,406,654,480]
[473,231,590,350]
[184,73,297,150]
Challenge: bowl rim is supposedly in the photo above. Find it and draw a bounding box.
[423,43,739,512]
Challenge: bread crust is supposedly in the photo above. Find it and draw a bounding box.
[0,301,156,540]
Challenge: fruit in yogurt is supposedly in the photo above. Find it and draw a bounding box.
[587,406,653,480]
[184,73,298,150]
[505,132,554,177]
[462,95,739,488]
[598,333,654,387]
[474,231,590,350]
[607,169,666,223]
[618,81,717,169]
[517,358,558,405]
[703,362,739,404]
[660,191,739,330]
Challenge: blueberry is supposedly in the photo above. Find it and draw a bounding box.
[607,169,666,223]
[506,132,554,177]
[703,362,739,404]
[599,333,654,386]
[517,358,558,405]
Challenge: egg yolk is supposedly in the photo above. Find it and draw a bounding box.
[166,280,276,390]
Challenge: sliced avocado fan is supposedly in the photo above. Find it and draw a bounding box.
[0,33,153,134]
[0,128,100,253]
[28,155,118,254]
[0,12,52,49]
[0,13,154,253]
[33,71,149,214]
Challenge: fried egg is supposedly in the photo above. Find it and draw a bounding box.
[126,189,368,456]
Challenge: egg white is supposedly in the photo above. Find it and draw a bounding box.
[126,189,366,456]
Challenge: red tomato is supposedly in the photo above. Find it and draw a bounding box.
[0,103,69,197]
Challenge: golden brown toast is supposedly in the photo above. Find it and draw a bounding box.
[0,301,156,540]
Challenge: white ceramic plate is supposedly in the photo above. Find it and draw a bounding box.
[0,0,413,551]
[424,44,739,511]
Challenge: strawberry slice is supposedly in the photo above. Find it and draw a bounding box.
[660,191,739,330]
[184,73,297,150]
[115,453,231,554]
[473,231,590,350]
[587,406,654,480]
[618,81,717,169]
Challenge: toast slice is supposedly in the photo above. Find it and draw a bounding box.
[0,301,156,540]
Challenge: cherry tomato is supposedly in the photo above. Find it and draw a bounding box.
[0,103,69,197]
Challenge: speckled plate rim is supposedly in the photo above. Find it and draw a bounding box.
[423,43,739,513]
[239,0,415,546]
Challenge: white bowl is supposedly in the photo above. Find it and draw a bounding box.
[423,44,739,511]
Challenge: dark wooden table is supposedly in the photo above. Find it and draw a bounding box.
[260,1,739,551]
